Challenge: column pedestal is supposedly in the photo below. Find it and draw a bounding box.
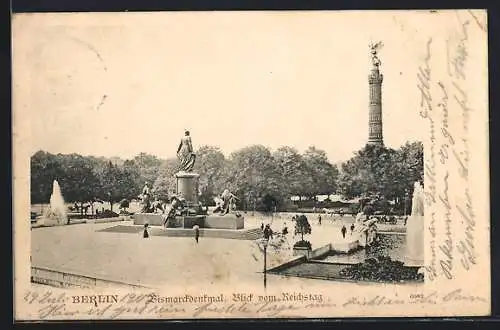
[175,171,200,207]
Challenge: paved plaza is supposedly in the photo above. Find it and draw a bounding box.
[30,213,407,291]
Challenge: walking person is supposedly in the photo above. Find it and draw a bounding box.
[282,223,288,235]
[350,223,355,235]
[143,223,150,238]
[193,224,200,244]
[341,225,347,239]
[318,214,322,225]
[264,224,273,240]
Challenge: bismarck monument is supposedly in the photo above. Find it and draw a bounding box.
[133,130,244,230]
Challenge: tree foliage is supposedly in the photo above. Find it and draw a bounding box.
[193,146,227,205]
[224,145,285,211]
[337,142,424,211]
[29,140,423,213]
[294,214,312,242]
[303,146,339,196]
[152,158,178,201]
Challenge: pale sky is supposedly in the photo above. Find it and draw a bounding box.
[14,11,433,163]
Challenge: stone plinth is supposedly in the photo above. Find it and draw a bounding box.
[133,213,244,229]
[175,171,199,205]
[181,215,205,228]
[293,246,312,259]
[133,213,164,226]
[205,214,244,230]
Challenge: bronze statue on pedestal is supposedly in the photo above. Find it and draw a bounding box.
[177,130,196,172]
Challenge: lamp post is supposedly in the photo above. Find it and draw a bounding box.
[258,237,269,289]
[263,239,268,289]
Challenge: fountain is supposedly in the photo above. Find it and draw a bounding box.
[405,181,424,267]
[42,180,67,226]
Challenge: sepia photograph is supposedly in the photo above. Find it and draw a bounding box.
[12,10,489,320]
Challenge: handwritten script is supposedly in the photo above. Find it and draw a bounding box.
[22,289,488,319]
[419,12,477,281]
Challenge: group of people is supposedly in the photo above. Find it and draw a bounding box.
[340,223,356,238]
[260,222,289,240]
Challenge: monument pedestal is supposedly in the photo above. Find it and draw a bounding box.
[204,214,244,230]
[132,213,164,226]
[175,171,200,206]
[133,213,244,230]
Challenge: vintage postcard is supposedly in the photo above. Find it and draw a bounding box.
[12,10,489,320]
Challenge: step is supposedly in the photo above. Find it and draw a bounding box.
[98,225,261,241]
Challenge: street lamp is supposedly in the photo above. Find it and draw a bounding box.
[257,237,269,289]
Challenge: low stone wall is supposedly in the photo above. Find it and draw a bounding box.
[31,266,150,289]
[267,255,307,273]
[310,244,332,259]
[205,215,244,229]
[88,217,127,224]
[32,217,126,228]
[132,213,164,226]
[182,216,205,228]
[147,227,259,240]
[331,240,359,253]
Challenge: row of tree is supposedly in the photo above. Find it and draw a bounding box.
[30,141,423,213]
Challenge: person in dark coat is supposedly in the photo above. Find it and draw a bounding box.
[282,224,288,235]
[341,225,347,239]
[143,223,150,238]
[193,225,200,244]
[264,224,273,240]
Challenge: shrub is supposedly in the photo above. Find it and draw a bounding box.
[119,199,130,209]
[293,240,312,249]
[339,256,424,282]
[98,210,119,218]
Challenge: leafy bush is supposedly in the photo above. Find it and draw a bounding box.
[119,199,130,209]
[293,240,312,249]
[98,210,119,218]
[339,256,424,282]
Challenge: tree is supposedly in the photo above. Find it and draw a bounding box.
[224,145,285,211]
[337,142,424,212]
[132,152,163,187]
[120,159,142,199]
[56,153,100,213]
[153,158,178,201]
[273,146,313,200]
[30,151,64,204]
[294,214,312,246]
[302,146,339,197]
[193,145,227,205]
[95,161,124,212]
